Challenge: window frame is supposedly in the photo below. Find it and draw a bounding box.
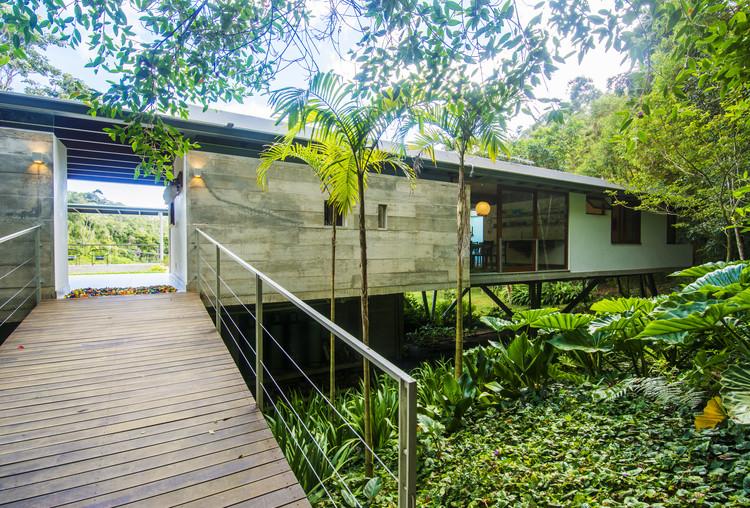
[611,200,641,244]
[324,200,344,227]
[377,204,387,229]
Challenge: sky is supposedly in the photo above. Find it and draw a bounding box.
[36,1,630,208]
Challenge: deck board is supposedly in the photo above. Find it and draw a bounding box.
[0,292,310,507]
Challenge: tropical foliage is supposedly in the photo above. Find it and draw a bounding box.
[67,191,168,264]
[268,257,750,504]
[258,71,416,477]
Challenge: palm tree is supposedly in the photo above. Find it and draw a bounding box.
[259,141,351,405]
[258,72,416,476]
[410,84,508,379]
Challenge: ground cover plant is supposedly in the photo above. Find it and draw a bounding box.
[266,261,750,506]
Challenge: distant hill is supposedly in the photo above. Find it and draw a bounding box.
[67,190,124,206]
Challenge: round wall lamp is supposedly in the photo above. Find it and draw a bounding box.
[475,201,491,217]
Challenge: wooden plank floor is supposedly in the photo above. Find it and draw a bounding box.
[0,292,310,507]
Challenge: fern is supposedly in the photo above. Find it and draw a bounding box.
[594,376,704,411]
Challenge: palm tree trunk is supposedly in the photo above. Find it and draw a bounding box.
[330,220,336,403]
[455,151,468,379]
[357,169,374,477]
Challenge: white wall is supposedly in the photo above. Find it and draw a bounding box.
[53,137,68,297]
[568,192,693,272]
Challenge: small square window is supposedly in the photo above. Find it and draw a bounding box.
[586,196,609,215]
[324,201,343,227]
[378,204,387,229]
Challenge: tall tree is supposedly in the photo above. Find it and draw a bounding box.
[260,72,416,476]
[258,139,354,405]
[3,0,568,181]
[410,81,508,379]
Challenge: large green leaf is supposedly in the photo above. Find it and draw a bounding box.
[513,308,560,323]
[548,329,613,353]
[530,313,594,330]
[639,297,741,338]
[588,313,649,336]
[721,363,750,425]
[671,261,745,278]
[481,315,527,333]
[590,297,656,315]
[682,263,750,294]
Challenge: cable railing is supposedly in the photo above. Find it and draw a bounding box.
[0,225,42,328]
[68,243,167,265]
[195,228,417,508]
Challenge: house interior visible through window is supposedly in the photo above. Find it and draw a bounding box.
[324,200,344,227]
[611,200,641,244]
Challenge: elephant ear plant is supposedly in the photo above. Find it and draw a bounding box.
[638,262,750,424]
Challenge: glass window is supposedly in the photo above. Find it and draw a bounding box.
[537,192,567,270]
[611,201,641,244]
[378,204,387,229]
[586,196,608,215]
[324,201,343,227]
[500,189,535,271]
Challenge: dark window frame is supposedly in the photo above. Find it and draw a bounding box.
[611,200,641,244]
[377,204,387,229]
[324,200,344,227]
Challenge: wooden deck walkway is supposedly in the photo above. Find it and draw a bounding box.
[0,292,310,507]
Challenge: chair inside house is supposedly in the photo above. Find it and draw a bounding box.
[470,242,483,269]
[480,240,497,271]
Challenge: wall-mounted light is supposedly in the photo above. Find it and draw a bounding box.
[194,167,202,178]
[475,201,491,217]
[32,152,43,164]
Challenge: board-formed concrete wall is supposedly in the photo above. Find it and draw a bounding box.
[185,150,460,303]
[0,127,58,326]
[568,192,693,272]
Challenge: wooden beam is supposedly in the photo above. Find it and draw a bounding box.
[479,285,513,318]
[562,278,604,313]
[421,291,430,317]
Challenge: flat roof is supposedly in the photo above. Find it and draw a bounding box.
[0,91,620,193]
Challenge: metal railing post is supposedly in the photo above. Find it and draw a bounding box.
[34,225,41,304]
[255,273,264,412]
[398,379,417,508]
[215,244,221,331]
[498,238,503,273]
[195,230,201,296]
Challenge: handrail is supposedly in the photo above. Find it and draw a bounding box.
[196,228,415,384]
[0,225,41,245]
[0,224,42,325]
[69,243,161,248]
[195,227,417,508]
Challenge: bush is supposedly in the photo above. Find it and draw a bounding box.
[506,282,588,307]
[404,293,429,332]
[543,281,588,305]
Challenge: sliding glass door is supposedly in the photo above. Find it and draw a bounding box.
[499,188,567,272]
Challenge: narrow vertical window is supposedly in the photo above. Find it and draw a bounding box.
[324,201,343,227]
[378,204,387,229]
